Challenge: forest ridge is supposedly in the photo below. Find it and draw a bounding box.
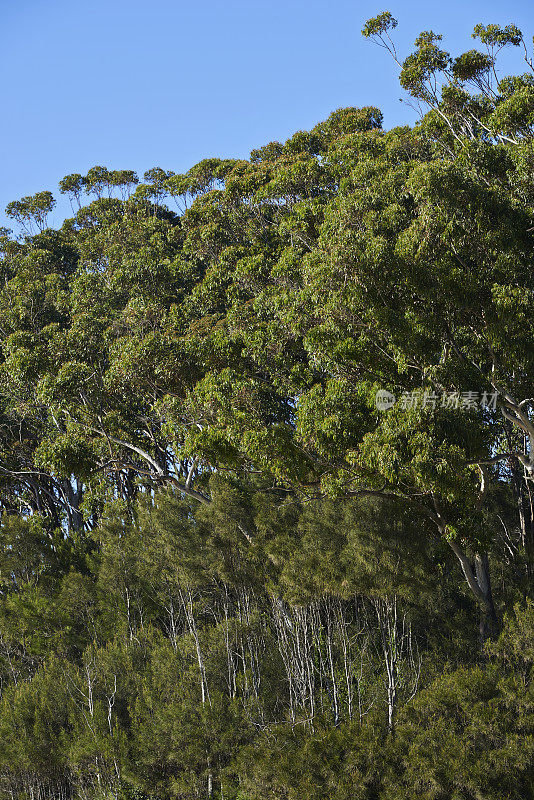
[0,15,533,800]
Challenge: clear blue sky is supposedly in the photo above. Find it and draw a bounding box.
[2,0,534,228]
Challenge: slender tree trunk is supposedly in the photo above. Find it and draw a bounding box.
[511,454,534,578]
[448,539,499,642]
[374,597,399,732]
[474,552,499,642]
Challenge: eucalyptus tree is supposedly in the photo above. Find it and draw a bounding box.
[0,17,533,799]
[161,27,534,639]
[5,191,56,235]
[1,28,532,642]
[171,111,529,638]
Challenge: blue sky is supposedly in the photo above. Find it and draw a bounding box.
[2,0,534,228]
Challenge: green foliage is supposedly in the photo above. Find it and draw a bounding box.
[361,12,398,39]
[385,653,534,799]
[5,191,56,234]
[0,13,533,798]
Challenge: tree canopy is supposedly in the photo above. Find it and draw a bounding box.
[0,13,533,800]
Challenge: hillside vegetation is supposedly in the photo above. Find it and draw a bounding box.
[0,15,533,800]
